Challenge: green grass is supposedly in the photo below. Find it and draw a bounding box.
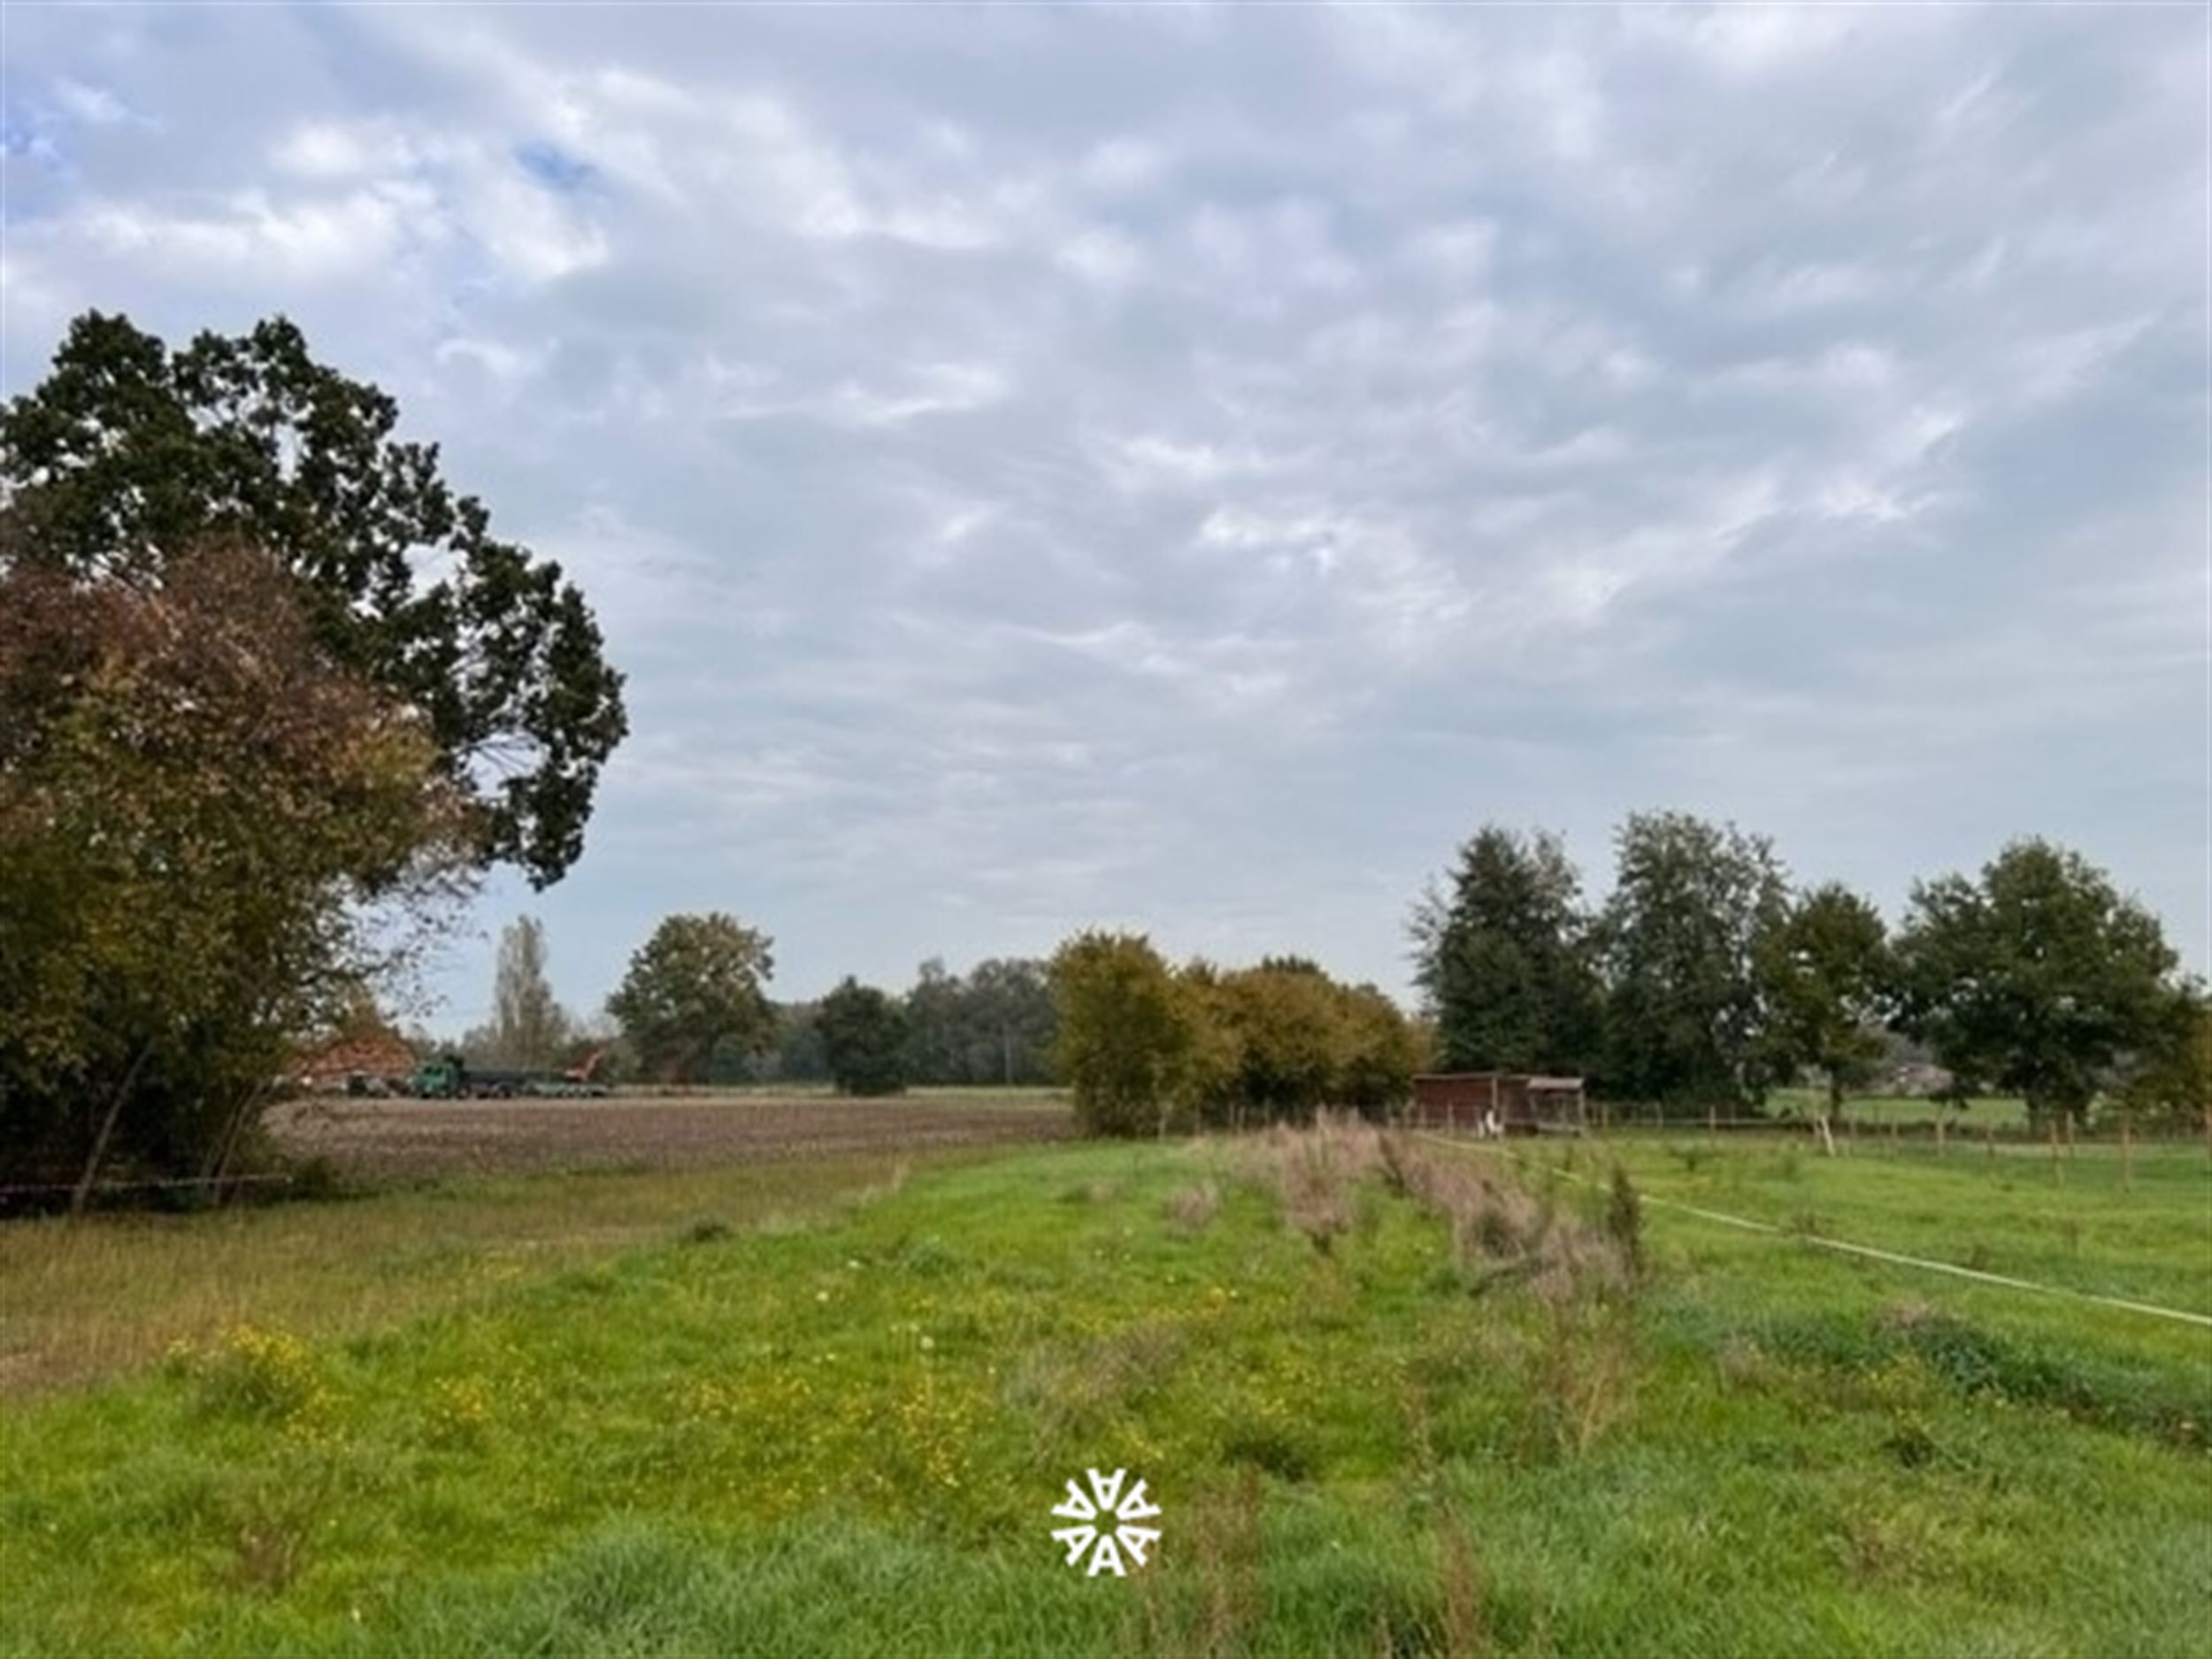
[1766,1088,2029,1128]
[0,1151,961,1396]
[4,1135,2208,1657]
[1550,1133,2212,1317]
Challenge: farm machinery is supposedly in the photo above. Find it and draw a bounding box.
[405,1048,610,1100]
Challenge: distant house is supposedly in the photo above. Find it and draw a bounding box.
[294,1033,417,1094]
[1408,1072,1586,1133]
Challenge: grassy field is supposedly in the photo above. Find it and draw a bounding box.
[3,1129,2208,1657]
[0,1149,987,1398]
[1765,1088,2030,1129]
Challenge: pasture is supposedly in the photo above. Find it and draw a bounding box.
[2,1118,2208,1657]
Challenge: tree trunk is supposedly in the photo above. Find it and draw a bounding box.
[207,1079,276,1197]
[71,1044,152,1217]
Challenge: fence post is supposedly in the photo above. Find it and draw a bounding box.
[2048,1117,2062,1183]
[2121,1107,2133,1194]
[1985,1122,1995,1162]
[1934,1116,1946,1158]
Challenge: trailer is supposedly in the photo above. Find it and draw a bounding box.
[407,1056,526,1099]
[405,1048,611,1100]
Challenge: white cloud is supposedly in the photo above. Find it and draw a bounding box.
[78,184,434,281]
[0,0,2200,1005]
[51,78,132,127]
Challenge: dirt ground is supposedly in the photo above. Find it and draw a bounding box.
[270,1091,1075,1182]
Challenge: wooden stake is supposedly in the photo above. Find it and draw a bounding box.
[2049,1117,2062,1183]
[2121,1107,2134,1194]
[1935,1116,1946,1158]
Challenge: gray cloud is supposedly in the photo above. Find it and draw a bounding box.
[3,2,2203,1022]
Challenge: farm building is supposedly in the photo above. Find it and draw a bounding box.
[293,1033,416,1094]
[1407,1072,1586,1133]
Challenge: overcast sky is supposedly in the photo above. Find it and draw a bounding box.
[4,2,2206,1025]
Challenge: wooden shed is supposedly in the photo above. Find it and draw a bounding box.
[1408,1072,1586,1133]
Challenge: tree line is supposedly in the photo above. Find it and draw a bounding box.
[433,910,1425,1132]
[1048,936,1421,1136]
[1412,813,2206,1133]
[448,916,1058,1097]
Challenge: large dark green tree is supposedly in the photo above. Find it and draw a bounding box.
[1,311,626,887]
[606,914,775,1084]
[1893,841,2179,1128]
[818,979,910,1096]
[1755,883,1893,1149]
[1410,825,1601,1075]
[1599,811,1787,1112]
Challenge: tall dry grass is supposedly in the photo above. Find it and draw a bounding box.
[1251,1123,1646,1463]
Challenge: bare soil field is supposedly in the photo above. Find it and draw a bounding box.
[271,1090,1074,1182]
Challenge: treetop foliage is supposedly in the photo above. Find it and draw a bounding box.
[1,311,627,888]
[818,979,910,1096]
[1894,839,2180,1123]
[1410,825,1599,1077]
[1756,882,1893,1114]
[606,913,775,1085]
[1049,933,1420,1137]
[1407,813,2192,1125]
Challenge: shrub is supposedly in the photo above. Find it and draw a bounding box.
[1274,1115,1379,1254]
[1164,1180,1222,1235]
